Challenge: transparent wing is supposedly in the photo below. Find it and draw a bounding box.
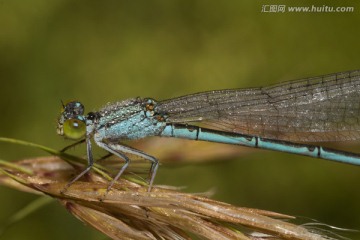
[156,70,360,142]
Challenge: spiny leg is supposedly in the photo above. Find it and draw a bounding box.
[62,137,94,192]
[96,141,159,192]
[112,143,158,192]
[96,141,130,193]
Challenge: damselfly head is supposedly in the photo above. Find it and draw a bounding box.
[57,101,86,140]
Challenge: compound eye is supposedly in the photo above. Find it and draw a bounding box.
[63,118,86,139]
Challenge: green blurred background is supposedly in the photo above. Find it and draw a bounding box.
[1,0,360,239]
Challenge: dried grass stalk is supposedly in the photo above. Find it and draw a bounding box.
[0,156,330,240]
